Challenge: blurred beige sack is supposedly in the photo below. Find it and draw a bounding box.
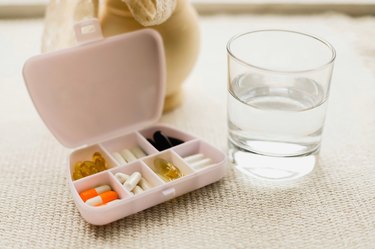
[42,0,176,52]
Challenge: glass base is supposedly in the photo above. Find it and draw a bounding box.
[229,141,317,181]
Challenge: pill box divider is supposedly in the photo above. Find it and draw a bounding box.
[97,144,117,165]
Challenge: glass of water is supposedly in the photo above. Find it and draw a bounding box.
[227,30,336,181]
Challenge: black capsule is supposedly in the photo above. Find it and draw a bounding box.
[153,131,173,151]
[147,138,158,149]
[168,136,184,146]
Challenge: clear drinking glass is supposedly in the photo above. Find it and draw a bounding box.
[227,30,336,181]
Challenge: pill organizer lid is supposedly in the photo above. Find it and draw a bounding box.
[23,20,165,148]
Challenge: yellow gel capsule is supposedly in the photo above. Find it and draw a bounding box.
[89,165,99,174]
[96,162,107,172]
[153,158,183,181]
[80,161,93,176]
[72,152,108,180]
[73,170,83,180]
[74,161,83,171]
[92,152,103,161]
[72,161,83,180]
[83,161,95,168]
[93,152,107,171]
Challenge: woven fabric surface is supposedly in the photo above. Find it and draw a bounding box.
[0,14,375,249]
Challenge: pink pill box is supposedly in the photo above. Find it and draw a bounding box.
[22,19,227,225]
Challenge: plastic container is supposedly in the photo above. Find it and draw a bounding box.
[23,19,227,225]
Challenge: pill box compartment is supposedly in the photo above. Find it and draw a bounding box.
[110,160,164,192]
[73,171,131,201]
[101,132,158,165]
[142,150,194,181]
[23,20,227,225]
[69,144,117,181]
[139,125,195,150]
[72,171,134,225]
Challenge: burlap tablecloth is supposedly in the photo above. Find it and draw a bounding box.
[0,14,374,248]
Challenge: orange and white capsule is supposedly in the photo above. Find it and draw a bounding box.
[79,185,111,202]
[95,199,120,207]
[86,191,118,206]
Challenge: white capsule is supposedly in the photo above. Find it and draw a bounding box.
[184,153,205,163]
[115,172,129,184]
[113,152,127,164]
[139,177,152,190]
[123,171,142,191]
[194,163,216,170]
[191,158,212,170]
[120,149,137,163]
[132,185,144,195]
[130,146,147,159]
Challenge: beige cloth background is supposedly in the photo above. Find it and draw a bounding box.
[0,14,375,248]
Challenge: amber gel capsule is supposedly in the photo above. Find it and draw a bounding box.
[93,152,107,171]
[72,152,108,180]
[153,158,183,181]
[73,161,84,180]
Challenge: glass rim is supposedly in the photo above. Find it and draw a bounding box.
[226,29,336,74]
